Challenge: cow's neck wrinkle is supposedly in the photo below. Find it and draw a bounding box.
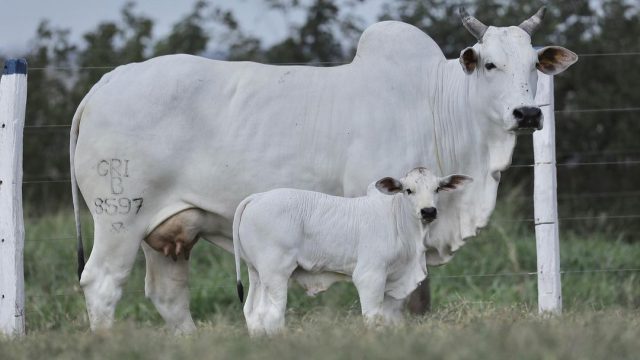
[423,59,518,264]
[428,59,481,176]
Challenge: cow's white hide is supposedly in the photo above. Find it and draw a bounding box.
[70,19,576,332]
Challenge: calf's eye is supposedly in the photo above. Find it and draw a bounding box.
[406,189,413,195]
[485,62,497,70]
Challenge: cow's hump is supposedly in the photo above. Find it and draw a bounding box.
[354,21,444,64]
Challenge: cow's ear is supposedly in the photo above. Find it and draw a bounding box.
[438,174,473,192]
[375,177,403,195]
[536,46,578,75]
[459,47,478,74]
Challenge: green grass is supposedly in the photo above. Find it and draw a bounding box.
[9,196,640,358]
[3,307,640,359]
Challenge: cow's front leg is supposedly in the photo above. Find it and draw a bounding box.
[352,266,387,326]
[142,242,196,335]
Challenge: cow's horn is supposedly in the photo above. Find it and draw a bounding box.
[459,7,488,42]
[518,6,546,36]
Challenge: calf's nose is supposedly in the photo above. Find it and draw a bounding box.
[513,106,542,130]
[420,207,437,222]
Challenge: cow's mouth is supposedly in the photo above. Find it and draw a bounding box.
[421,218,435,225]
[515,127,537,135]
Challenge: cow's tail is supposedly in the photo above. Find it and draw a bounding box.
[233,195,254,304]
[70,95,89,282]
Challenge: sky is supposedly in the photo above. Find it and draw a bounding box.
[0,0,384,56]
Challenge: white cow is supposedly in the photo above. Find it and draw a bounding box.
[70,7,577,333]
[233,168,472,335]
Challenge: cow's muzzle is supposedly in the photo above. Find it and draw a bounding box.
[513,106,543,131]
[420,207,437,224]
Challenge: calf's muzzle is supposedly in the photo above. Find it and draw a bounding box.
[420,207,437,222]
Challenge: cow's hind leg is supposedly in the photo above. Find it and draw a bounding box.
[142,242,196,335]
[142,209,217,334]
[80,223,142,331]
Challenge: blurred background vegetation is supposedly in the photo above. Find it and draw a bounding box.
[0,0,638,239]
[0,0,638,333]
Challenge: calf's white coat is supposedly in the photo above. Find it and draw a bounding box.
[232,168,471,335]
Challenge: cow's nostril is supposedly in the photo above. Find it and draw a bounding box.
[513,108,524,120]
[530,107,542,118]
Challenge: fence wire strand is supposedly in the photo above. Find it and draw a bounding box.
[20,106,640,132]
[25,209,640,244]
[21,51,640,73]
[25,267,640,300]
[20,159,640,185]
[12,51,640,304]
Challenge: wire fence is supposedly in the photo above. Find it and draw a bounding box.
[19,105,640,131]
[10,52,639,303]
[25,267,640,300]
[20,50,640,73]
[19,210,640,245]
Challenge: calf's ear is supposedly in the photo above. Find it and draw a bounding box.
[375,177,404,195]
[459,47,479,74]
[438,175,473,192]
[537,46,578,75]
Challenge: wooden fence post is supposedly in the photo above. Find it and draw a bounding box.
[0,59,28,336]
[533,71,562,315]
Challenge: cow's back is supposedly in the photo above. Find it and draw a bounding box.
[73,22,447,236]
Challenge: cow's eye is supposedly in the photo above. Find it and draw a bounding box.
[406,189,413,195]
[485,62,497,70]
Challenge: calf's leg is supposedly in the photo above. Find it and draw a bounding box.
[352,267,387,326]
[253,273,290,336]
[382,295,405,325]
[243,266,262,335]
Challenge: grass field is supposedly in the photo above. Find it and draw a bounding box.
[4,195,640,358]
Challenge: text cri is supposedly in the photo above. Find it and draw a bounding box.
[97,158,130,195]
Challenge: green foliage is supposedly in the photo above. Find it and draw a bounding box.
[4,2,638,353]
[12,0,640,233]
[21,196,640,333]
[153,0,210,56]
[10,200,640,355]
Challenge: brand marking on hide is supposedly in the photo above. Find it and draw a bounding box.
[97,158,130,195]
[94,158,143,216]
[111,222,125,233]
[94,197,144,216]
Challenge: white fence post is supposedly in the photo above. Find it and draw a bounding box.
[0,59,28,336]
[533,71,562,315]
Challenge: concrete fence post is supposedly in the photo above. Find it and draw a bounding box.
[0,59,28,336]
[533,71,562,315]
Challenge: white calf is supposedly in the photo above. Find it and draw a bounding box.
[232,167,472,335]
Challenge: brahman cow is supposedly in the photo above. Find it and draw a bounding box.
[233,168,472,335]
[70,7,577,333]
